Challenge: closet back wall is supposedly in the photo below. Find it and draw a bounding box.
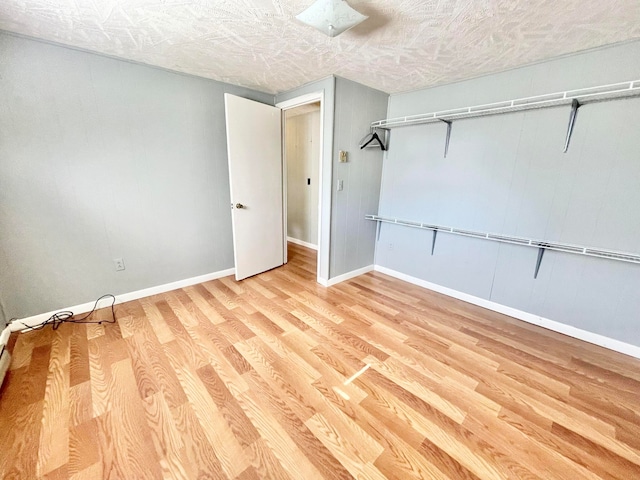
[0,32,271,321]
[376,40,640,346]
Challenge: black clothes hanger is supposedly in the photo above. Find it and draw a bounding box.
[359,129,387,151]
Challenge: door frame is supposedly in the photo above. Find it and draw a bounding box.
[277,92,328,285]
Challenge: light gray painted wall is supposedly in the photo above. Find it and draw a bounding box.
[276,77,335,280]
[0,32,272,320]
[376,41,640,346]
[331,77,388,277]
[285,108,320,246]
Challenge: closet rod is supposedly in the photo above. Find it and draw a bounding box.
[366,215,640,271]
[371,79,640,129]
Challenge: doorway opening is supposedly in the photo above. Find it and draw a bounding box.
[283,102,321,271]
[277,92,327,284]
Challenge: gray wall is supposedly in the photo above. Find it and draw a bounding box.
[0,32,272,320]
[331,77,388,277]
[376,41,640,346]
[276,77,336,280]
[274,76,389,280]
[285,108,320,246]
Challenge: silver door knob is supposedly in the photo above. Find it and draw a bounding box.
[235,203,245,209]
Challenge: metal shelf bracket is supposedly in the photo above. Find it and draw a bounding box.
[440,120,452,158]
[431,230,438,255]
[563,99,581,153]
[534,247,545,279]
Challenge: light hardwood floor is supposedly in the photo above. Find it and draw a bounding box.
[1,243,640,479]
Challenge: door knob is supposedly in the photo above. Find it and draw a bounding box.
[235,203,245,209]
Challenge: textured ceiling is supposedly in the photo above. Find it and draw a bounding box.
[1,1,639,95]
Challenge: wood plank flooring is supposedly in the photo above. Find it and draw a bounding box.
[1,242,640,479]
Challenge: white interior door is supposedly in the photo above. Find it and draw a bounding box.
[224,94,284,280]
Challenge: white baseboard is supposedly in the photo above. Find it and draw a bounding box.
[0,325,10,349]
[287,236,318,250]
[0,325,11,388]
[374,265,640,360]
[13,260,638,360]
[321,265,374,287]
[10,267,235,333]
[0,348,10,389]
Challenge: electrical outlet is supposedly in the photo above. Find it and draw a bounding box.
[114,258,125,271]
[339,150,348,163]
[337,179,344,191]
[388,243,394,251]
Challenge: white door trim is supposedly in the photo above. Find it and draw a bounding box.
[277,93,324,110]
[277,91,329,285]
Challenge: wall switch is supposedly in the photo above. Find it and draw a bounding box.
[339,151,348,163]
[114,258,125,271]
[337,179,344,191]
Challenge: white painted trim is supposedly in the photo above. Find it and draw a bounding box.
[373,265,640,359]
[0,326,10,348]
[287,236,318,250]
[324,265,374,287]
[0,348,10,389]
[276,93,323,110]
[0,325,10,387]
[281,103,289,266]
[10,268,235,333]
[316,87,330,286]
[277,90,329,286]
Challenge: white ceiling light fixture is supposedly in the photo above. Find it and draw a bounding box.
[296,0,368,38]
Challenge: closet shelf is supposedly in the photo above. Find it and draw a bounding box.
[366,215,640,277]
[371,80,640,129]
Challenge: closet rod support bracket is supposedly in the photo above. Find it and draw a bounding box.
[431,229,438,255]
[534,247,546,279]
[440,120,452,158]
[563,99,581,153]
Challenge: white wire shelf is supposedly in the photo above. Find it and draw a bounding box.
[371,80,640,129]
[366,215,640,266]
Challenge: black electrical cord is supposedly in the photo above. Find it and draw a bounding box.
[19,294,117,331]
